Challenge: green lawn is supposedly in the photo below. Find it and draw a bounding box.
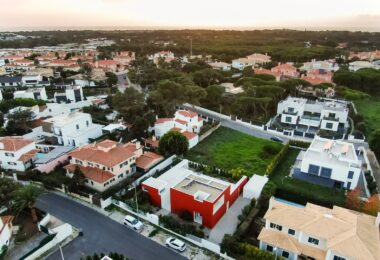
[355,97,380,134]
[271,148,346,208]
[186,127,282,175]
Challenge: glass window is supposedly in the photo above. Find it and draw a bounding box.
[270,223,282,231]
[5,152,14,157]
[286,116,292,123]
[320,167,332,178]
[76,124,79,130]
[282,251,290,258]
[348,171,354,179]
[288,229,295,235]
[347,182,351,190]
[308,164,320,175]
[326,122,333,129]
[308,237,319,245]
[266,245,273,252]
[333,256,346,260]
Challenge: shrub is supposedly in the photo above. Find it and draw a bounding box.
[178,210,193,221]
[265,144,289,176]
[159,215,204,238]
[288,140,310,149]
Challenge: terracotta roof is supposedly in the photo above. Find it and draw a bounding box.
[18,149,39,162]
[155,118,173,124]
[170,127,182,132]
[175,119,187,125]
[136,152,164,171]
[64,164,114,183]
[144,138,159,148]
[68,139,136,168]
[0,136,34,151]
[97,60,119,66]
[178,110,198,118]
[262,198,380,260]
[301,76,329,85]
[181,131,197,140]
[254,68,281,77]
[14,59,34,64]
[272,63,297,72]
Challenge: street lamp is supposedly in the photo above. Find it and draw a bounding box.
[134,185,139,217]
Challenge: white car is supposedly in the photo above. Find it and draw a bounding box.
[165,237,186,252]
[123,215,143,232]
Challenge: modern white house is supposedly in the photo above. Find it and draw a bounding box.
[232,53,271,70]
[64,139,163,191]
[0,136,38,171]
[276,96,349,133]
[300,59,339,72]
[21,75,50,87]
[208,61,231,71]
[259,197,380,260]
[13,87,48,101]
[348,61,374,71]
[292,137,364,190]
[41,112,103,147]
[54,85,84,103]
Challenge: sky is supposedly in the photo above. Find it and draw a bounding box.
[1,0,380,31]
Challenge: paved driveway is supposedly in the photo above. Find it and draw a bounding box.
[208,196,251,244]
[36,193,184,260]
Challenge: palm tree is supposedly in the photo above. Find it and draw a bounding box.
[13,185,44,223]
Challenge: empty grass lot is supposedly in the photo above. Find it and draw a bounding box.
[271,148,346,207]
[186,127,282,175]
[355,97,380,134]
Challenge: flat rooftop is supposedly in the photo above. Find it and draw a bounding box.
[173,174,228,202]
[44,112,89,127]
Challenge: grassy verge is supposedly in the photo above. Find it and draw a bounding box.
[355,97,380,134]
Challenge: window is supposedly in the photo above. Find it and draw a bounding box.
[76,124,79,130]
[270,223,282,231]
[282,251,290,258]
[288,229,295,236]
[308,164,320,175]
[308,237,319,245]
[326,122,333,129]
[320,167,332,178]
[288,107,294,113]
[88,162,93,167]
[8,162,16,165]
[333,256,346,260]
[75,159,83,165]
[142,186,148,192]
[266,245,273,252]
[329,112,336,118]
[348,171,354,179]
[347,182,351,190]
[86,120,89,127]
[5,152,14,157]
[285,116,292,123]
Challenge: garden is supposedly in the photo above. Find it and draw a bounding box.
[355,97,380,135]
[186,127,283,175]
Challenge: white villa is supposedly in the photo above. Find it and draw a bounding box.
[259,197,380,260]
[276,97,349,133]
[13,87,48,101]
[300,59,339,72]
[292,137,364,190]
[232,53,271,70]
[41,112,103,147]
[0,136,38,171]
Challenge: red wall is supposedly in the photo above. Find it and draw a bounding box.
[142,184,161,207]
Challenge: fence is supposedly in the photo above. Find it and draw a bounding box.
[199,122,221,142]
[111,198,231,259]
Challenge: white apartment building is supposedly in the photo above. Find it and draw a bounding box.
[65,139,163,191]
[13,87,48,101]
[300,59,339,72]
[54,85,84,103]
[259,197,380,260]
[348,61,374,71]
[0,136,38,171]
[292,137,363,190]
[277,97,349,132]
[21,75,49,87]
[42,112,103,147]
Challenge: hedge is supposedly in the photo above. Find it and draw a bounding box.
[159,215,204,238]
[288,139,311,149]
[265,143,290,176]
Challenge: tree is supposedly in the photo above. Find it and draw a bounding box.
[202,85,224,110]
[6,109,33,135]
[369,129,380,160]
[192,68,224,87]
[105,72,118,87]
[242,66,254,77]
[80,63,93,81]
[0,178,20,209]
[68,166,86,193]
[112,88,146,122]
[158,131,189,157]
[345,188,362,211]
[13,185,44,223]
[363,195,380,216]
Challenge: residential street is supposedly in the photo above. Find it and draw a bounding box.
[36,193,185,260]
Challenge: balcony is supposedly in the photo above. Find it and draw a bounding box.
[301,115,320,121]
[323,116,339,122]
[283,110,298,116]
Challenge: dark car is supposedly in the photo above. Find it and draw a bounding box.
[270,136,284,143]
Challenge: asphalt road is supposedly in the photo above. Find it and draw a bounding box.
[36,193,184,260]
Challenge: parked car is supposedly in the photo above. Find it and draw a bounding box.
[270,136,284,143]
[123,215,143,232]
[165,237,186,252]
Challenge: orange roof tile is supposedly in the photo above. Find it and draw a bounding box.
[0,136,34,151]
[178,110,198,118]
[136,152,164,171]
[64,164,114,183]
[181,131,197,140]
[175,119,187,125]
[68,139,136,168]
[155,118,173,124]
[19,149,39,162]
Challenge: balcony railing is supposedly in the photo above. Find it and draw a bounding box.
[301,115,320,121]
[323,116,339,122]
[283,110,298,115]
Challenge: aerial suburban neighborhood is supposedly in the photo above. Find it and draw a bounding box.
[1,1,380,260]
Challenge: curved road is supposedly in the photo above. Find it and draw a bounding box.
[36,193,184,260]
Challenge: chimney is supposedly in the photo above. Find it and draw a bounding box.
[135,141,141,150]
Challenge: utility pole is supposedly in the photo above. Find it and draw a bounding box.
[190,37,193,58]
[134,185,139,217]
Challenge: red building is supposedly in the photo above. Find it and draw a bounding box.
[142,160,248,228]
